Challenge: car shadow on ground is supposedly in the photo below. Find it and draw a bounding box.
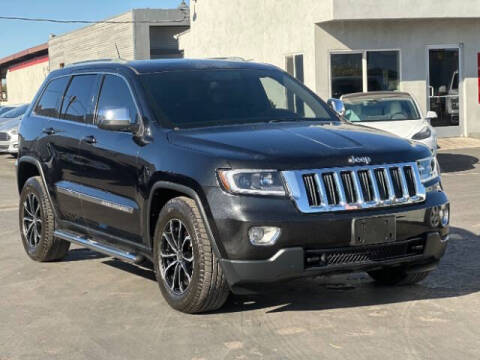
[437,153,478,173]
[66,226,480,314]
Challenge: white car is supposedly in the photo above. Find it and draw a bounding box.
[0,104,28,155]
[338,92,438,154]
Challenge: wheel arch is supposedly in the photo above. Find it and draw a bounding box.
[146,181,225,259]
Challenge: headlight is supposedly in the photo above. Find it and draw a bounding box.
[9,128,18,136]
[217,169,286,196]
[417,156,439,183]
[412,126,432,140]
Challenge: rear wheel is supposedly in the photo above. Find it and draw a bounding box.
[153,196,229,313]
[368,267,431,286]
[19,177,70,262]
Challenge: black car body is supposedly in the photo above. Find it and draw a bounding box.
[17,59,449,313]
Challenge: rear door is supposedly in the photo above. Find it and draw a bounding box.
[46,74,100,232]
[76,74,144,246]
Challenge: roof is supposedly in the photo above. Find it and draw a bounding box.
[0,43,48,67]
[341,91,412,100]
[61,58,276,75]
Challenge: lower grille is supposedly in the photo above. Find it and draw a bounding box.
[0,144,9,150]
[0,132,10,141]
[304,238,425,269]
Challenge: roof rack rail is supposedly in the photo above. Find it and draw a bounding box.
[65,58,128,67]
[208,57,247,62]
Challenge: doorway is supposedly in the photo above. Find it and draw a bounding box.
[427,46,462,137]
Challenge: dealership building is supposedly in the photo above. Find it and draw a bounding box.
[0,4,189,107]
[180,0,480,138]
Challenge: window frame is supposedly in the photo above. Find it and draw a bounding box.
[33,75,71,120]
[33,72,143,131]
[329,49,402,98]
[59,74,101,124]
[93,74,141,130]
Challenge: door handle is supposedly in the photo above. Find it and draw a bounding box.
[82,135,97,145]
[42,127,56,135]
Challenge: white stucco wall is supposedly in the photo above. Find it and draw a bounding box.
[179,0,332,91]
[315,19,480,137]
[5,60,49,105]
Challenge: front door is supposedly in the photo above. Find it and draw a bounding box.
[427,46,462,137]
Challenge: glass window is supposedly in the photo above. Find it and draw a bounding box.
[61,75,97,123]
[34,77,70,118]
[285,54,304,83]
[96,75,138,125]
[331,53,363,99]
[367,51,399,92]
[141,69,334,129]
[344,97,420,122]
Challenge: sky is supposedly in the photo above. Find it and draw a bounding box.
[0,0,189,58]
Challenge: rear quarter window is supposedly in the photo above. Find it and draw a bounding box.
[34,77,70,118]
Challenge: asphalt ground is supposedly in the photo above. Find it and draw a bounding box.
[0,147,479,360]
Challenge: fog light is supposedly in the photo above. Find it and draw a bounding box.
[248,226,281,246]
[440,204,450,227]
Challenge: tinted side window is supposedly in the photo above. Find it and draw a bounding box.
[34,77,70,118]
[97,75,138,124]
[61,75,98,123]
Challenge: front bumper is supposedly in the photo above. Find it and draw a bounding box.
[203,186,449,288]
[220,232,448,289]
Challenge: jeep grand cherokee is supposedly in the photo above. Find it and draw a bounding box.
[16,59,449,313]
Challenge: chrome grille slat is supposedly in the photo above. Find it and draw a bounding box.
[398,167,410,200]
[283,162,427,213]
[368,169,381,203]
[333,171,346,205]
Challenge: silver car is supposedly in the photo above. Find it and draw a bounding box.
[0,104,29,155]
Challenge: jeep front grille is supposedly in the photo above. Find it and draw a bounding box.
[0,132,10,141]
[282,162,426,213]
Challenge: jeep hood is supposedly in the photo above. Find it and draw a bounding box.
[167,122,431,170]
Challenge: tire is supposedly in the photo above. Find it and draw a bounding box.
[19,176,70,262]
[153,196,229,313]
[368,267,431,286]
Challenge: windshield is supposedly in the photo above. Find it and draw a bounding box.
[343,97,421,122]
[2,104,28,119]
[0,107,14,116]
[141,69,336,129]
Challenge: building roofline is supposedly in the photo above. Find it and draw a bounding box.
[0,43,48,67]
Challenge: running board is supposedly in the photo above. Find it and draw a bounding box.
[54,230,144,264]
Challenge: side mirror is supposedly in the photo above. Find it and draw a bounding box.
[327,98,345,117]
[97,107,137,132]
[426,111,438,120]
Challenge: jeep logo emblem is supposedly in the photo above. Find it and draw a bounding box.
[348,156,372,165]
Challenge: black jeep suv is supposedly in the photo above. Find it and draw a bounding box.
[17,59,449,313]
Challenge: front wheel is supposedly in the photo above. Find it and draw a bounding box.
[368,267,431,286]
[153,197,229,313]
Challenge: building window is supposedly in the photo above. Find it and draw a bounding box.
[330,50,400,98]
[331,53,363,99]
[286,54,304,83]
[0,73,7,101]
[367,51,399,92]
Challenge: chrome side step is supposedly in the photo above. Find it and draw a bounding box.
[54,230,144,264]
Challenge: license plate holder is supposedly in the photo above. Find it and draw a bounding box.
[351,216,396,246]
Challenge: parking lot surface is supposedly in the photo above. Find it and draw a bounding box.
[0,148,479,360]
